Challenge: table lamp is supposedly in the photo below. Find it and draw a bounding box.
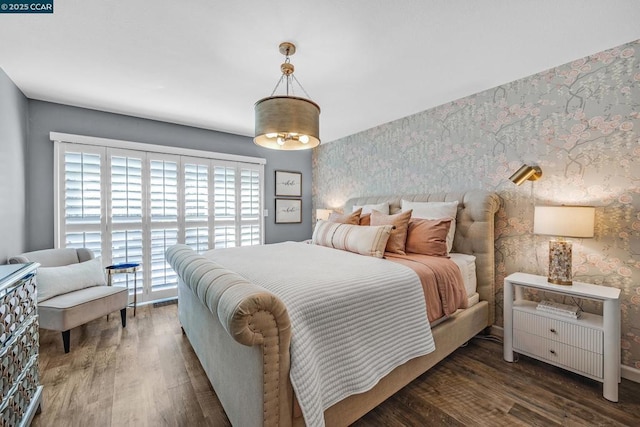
[533,206,595,285]
[316,209,333,222]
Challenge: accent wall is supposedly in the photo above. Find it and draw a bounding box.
[313,40,640,370]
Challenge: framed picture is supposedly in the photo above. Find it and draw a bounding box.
[275,198,302,224]
[275,170,302,197]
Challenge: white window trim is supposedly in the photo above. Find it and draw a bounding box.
[50,132,266,165]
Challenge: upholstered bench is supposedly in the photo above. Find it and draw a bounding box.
[9,248,128,353]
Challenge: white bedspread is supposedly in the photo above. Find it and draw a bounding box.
[204,242,435,427]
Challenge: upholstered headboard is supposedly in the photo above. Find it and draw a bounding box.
[344,190,501,324]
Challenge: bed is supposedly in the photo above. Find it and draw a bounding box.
[166,190,500,426]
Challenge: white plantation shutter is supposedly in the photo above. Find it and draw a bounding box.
[110,229,144,291]
[184,160,210,253]
[185,227,209,253]
[213,226,236,249]
[240,166,262,246]
[214,164,236,218]
[64,151,101,224]
[111,155,143,222]
[65,231,103,258]
[184,162,208,220]
[148,156,180,297]
[54,138,264,304]
[150,159,178,222]
[61,146,104,257]
[109,151,145,294]
[214,163,237,248]
[150,229,178,292]
[111,230,144,262]
[241,224,261,246]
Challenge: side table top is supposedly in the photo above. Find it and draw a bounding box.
[106,263,140,274]
[505,272,621,300]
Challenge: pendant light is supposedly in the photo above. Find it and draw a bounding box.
[254,42,321,150]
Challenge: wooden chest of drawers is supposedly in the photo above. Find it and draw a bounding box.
[0,263,42,427]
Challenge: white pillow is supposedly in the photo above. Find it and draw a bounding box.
[353,202,389,215]
[401,200,459,252]
[37,257,106,302]
[312,220,393,258]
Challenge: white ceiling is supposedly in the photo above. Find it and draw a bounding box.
[1,0,639,143]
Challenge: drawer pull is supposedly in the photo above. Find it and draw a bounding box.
[549,328,557,334]
[549,349,556,355]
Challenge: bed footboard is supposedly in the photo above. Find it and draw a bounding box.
[166,245,293,427]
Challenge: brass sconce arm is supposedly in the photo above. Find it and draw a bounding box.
[509,165,542,185]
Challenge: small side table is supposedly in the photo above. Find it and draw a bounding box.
[106,263,141,316]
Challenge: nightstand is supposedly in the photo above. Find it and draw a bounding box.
[503,272,621,402]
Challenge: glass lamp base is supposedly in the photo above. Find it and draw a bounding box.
[548,240,573,285]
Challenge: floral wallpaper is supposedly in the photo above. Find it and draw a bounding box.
[312,40,640,370]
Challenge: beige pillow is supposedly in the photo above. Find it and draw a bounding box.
[328,208,362,225]
[401,200,458,252]
[405,218,452,257]
[370,209,412,255]
[311,220,393,258]
[359,213,371,226]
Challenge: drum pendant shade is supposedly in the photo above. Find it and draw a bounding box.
[254,96,320,150]
[254,42,320,150]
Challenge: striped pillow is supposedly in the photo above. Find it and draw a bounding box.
[311,220,393,258]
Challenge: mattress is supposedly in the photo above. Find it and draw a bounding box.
[449,252,477,303]
[428,253,479,328]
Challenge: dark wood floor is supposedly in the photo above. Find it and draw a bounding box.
[32,303,640,427]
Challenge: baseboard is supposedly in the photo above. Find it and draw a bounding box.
[489,325,503,338]
[621,365,640,383]
[152,297,178,308]
[486,325,639,384]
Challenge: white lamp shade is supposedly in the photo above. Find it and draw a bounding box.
[534,206,595,238]
[316,209,333,222]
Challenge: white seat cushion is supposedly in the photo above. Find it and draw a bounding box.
[38,286,128,331]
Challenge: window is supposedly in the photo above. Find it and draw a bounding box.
[53,133,265,303]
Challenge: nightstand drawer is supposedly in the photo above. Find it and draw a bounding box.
[513,307,603,353]
[513,330,603,379]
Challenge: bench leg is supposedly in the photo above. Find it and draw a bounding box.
[120,308,127,328]
[62,330,70,353]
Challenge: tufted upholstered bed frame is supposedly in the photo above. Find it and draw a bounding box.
[166,190,501,426]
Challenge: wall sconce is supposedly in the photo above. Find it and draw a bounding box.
[534,206,595,285]
[316,209,333,222]
[509,165,542,185]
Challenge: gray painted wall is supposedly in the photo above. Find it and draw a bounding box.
[0,68,28,263]
[27,100,313,250]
